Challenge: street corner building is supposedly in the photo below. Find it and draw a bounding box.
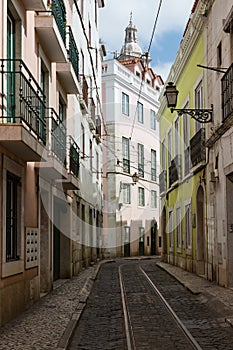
[157,0,233,287]
[102,16,163,258]
[0,0,105,326]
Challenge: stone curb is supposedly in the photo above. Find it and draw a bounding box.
[156,261,202,294]
[56,259,113,350]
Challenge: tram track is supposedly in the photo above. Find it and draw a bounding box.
[119,263,203,350]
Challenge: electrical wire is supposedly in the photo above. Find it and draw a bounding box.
[128,0,163,140]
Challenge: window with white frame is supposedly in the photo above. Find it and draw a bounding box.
[168,129,172,166]
[151,149,156,181]
[162,139,166,171]
[185,203,192,249]
[195,81,203,132]
[124,226,130,243]
[138,187,145,206]
[138,143,144,177]
[176,206,182,248]
[122,137,130,173]
[122,92,129,116]
[150,109,156,130]
[151,190,157,208]
[169,210,173,248]
[122,183,131,204]
[137,101,144,123]
[183,102,190,175]
[175,118,180,156]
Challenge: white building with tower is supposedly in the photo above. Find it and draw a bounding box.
[102,17,163,257]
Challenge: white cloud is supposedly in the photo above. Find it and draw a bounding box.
[99,0,194,57]
[152,61,173,83]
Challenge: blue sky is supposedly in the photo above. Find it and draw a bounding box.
[99,0,194,81]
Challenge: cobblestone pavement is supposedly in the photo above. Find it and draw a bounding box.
[0,263,102,350]
[1,258,233,349]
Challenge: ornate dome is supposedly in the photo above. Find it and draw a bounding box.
[119,14,142,60]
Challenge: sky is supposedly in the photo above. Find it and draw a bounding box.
[99,0,195,82]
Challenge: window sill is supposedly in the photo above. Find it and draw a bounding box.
[2,260,24,278]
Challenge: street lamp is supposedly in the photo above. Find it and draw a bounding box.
[164,82,213,123]
[132,172,139,184]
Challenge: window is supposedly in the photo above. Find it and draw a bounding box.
[151,149,156,181]
[138,143,144,177]
[137,101,143,123]
[185,204,192,249]
[150,109,156,130]
[168,129,172,166]
[175,118,180,156]
[122,137,130,173]
[81,124,85,157]
[183,103,190,175]
[124,226,130,243]
[90,140,93,171]
[138,187,145,206]
[169,210,173,248]
[151,190,157,208]
[195,82,203,132]
[122,183,131,204]
[139,227,145,242]
[161,139,166,171]
[96,151,99,180]
[122,92,129,116]
[176,206,182,248]
[59,94,66,121]
[6,172,21,262]
[217,41,222,67]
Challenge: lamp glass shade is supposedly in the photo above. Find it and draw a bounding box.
[164,82,179,108]
[132,172,139,183]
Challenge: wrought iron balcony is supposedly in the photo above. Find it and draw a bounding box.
[67,26,79,80]
[169,155,181,187]
[222,62,233,122]
[0,59,46,161]
[48,108,66,166]
[50,0,66,45]
[159,170,167,193]
[67,136,80,179]
[0,59,46,143]
[190,128,206,168]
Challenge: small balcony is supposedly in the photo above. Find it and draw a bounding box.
[22,0,47,11]
[55,136,80,190]
[36,108,67,179]
[159,170,167,193]
[35,0,67,62]
[222,63,233,122]
[56,26,80,94]
[190,128,206,170]
[0,59,46,161]
[169,155,181,187]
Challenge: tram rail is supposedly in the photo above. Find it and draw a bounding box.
[119,264,203,350]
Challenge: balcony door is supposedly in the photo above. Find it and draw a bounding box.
[7,11,16,120]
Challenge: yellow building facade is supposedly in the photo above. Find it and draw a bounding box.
[158,0,212,278]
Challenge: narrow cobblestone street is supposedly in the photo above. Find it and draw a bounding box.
[1,258,233,349]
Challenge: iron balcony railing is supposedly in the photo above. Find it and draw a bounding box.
[159,169,167,193]
[169,155,181,187]
[190,128,206,167]
[50,0,66,44]
[48,108,66,165]
[67,26,79,80]
[0,59,46,144]
[222,62,233,122]
[67,136,80,178]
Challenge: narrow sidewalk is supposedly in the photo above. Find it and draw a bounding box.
[0,262,103,350]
